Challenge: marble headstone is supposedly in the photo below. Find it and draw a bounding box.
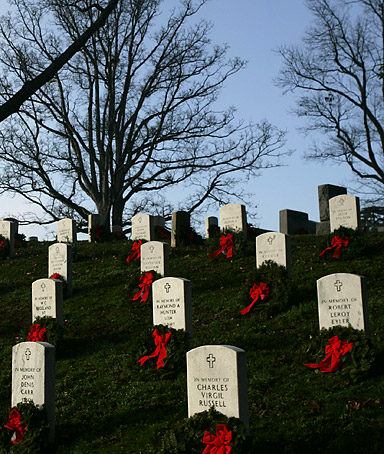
[256,232,292,275]
[57,218,77,244]
[171,211,191,247]
[205,217,219,239]
[152,277,192,333]
[0,219,16,258]
[317,273,370,334]
[187,345,249,425]
[32,278,63,325]
[88,214,105,242]
[329,194,360,231]
[220,204,247,237]
[48,243,73,297]
[279,209,308,234]
[131,214,154,241]
[12,341,55,441]
[141,241,169,277]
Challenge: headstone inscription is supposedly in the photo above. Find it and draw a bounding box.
[279,209,308,234]
[219,204,247,237]
[317,273,370,334]
[0,219,16,258]
[171,211,191,247]
[329,194,360,231]
[256,232,292,275]
[152,277,192,333]
[32,279,63,325]
[12,342,55,441]
[141,241,169,277]
[48,243,73,297]
[57,218,77,244]
[187,345,249,425]
[205,217,219,239]
[131,214,154,241]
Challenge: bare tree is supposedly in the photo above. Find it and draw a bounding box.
[0,0,286,228]
[0,0,118,122]
[277,0,384,201]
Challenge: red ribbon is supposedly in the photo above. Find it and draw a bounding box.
[27,324,48,342]
[156,226,171,239]
[209,234,233,259]
[95,225,102,240]
[240,282,269,315]
[127,240,142,263]
[319,235,349,259]
[132,272,154,302]
[202,423,232,454]
[0,240,3,248]
[50,273,62,280]
[138,328,172,369]
[304,335,354,373]
[4,409,28,444]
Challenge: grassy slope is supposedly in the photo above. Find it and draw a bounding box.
[0,233,384,453]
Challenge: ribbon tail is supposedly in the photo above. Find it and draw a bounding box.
[209,246,225,259]
[332,245,342,259]
[226,246,233,258]
[319,246,333,257]
[132,288,143,301]
[156,346,167,369]
[140,286,150,302]
[239,300,256,315]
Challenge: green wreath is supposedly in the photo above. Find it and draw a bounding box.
[126,269,161,306]
[303,326,375,384]
[0,402,50,453]
[207,229,248,260]
[240,261,293,317]
[319,227,367,261]
[28,316,64,348]
[154,407,251,454]
[135,324,191,379]
[0,235,10,259]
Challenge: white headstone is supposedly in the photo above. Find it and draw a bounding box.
[205,217,219,239]
[12,341,55,441]
[317,273,370,334]
[256,232,292,275]
[32,279,63,325]
[152,277,192,333]
[48,243,73,297]
[57,218,77,244]
[131,214,154,241]
[329,194,360,231]
[220,204,247,237]
[0,219,16,258]
[141,241,169,277]
[187,345,249,425]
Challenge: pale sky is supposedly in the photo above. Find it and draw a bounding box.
[0,0,355,239]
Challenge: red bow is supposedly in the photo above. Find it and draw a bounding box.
[4,409,28,444]
[127,240,142,263]
[305,335,354,373]
[209,234,233,259]
[27,324,48,342]
[0,240,3,248]
[202,424,232,454]
[132,272,154,302]
[319,235,349,259]
[138,328,172,369]
[50,273,62,280]
[240,282,269,315]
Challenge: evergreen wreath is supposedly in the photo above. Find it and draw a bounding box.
[125,239,147,266]
[303,326,375,384]
[135,324,191,380]
[174,224,203,247]
[207,228,247,259]
[154,407,251,454]
[240,261,293,317]
[0,402,50,453]
[0,235,10,259]
[126,269,161,306]
[89,225,111,242]
[319,227,366,261]
[28,316,64,348]
[14,234,26,249]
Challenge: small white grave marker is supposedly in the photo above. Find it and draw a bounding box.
[256,232,292,275]
[141,241,169,277]
[329,194,360,231]
[152,277,192,333]
[12,342,55,441]
[317,273,370,334]
[57,218,77,244]
[132,214,154,241]
[32,279,63,324]
[220,204,247,237]
[187,345,249,424]
[48,243,73,297]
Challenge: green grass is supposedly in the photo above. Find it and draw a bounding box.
[1,233,384,452]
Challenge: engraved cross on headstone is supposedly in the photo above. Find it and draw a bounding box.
[334,280,343,292]
[206,353,216,368]
[25,348,32,360]
[267,236,275,245]
[150,245,155,254]
[41,283,46,292]
[164,283,171,293]
[138,217,142,223]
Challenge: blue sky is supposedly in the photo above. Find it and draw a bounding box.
[0,0,356,239]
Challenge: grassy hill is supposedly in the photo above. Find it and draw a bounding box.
[1,232,384,453]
